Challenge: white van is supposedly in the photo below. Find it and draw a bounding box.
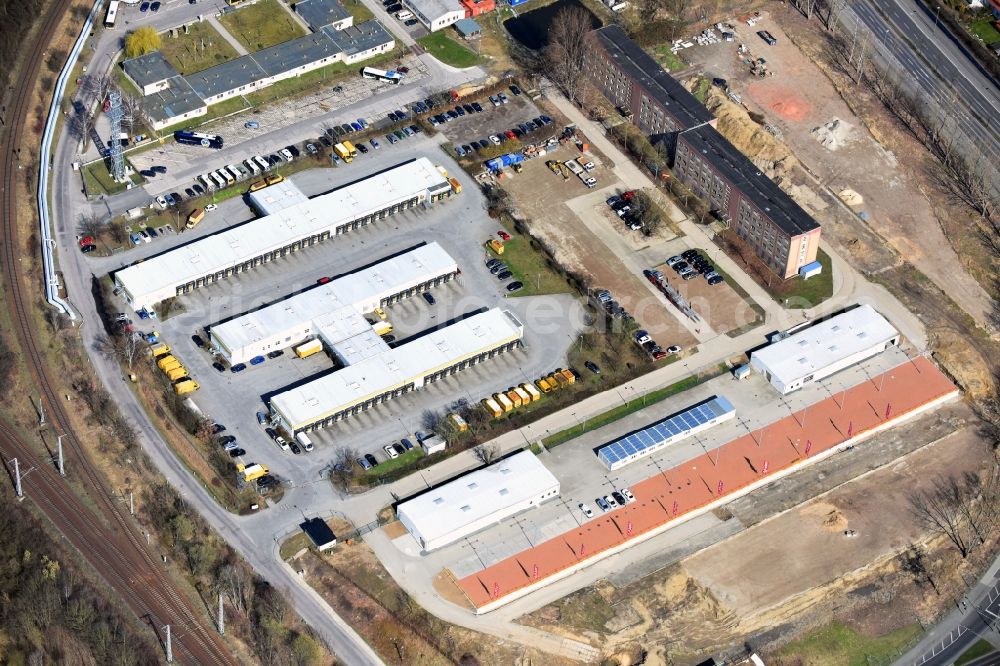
[253,155,270,172]
[211,171,228,189]
[395,9,414,20]
[243,158,260,176]
[199,174,215,191]
[295,432,314,452]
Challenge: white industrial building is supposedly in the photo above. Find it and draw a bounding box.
[113,158,453,311]
[396,451,560,551]
[749,304,900,394]
[269,308,524,433]
[403,0,465,31]
[209,243,459,364]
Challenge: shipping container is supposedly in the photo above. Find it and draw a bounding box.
[173,379,200,395]
[295,339,323,358]
[150,343,171,358]
[505,390,522,409]
[156,354,178,370]
[513,386,531,405]
[494,392,514,412]
[481,397,502,418]
[521,382,541,401]
[166,366,188,381]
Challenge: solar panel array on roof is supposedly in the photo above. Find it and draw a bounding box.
[598,396,735,470]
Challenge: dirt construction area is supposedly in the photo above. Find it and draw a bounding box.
[677,6,993,325]
[503,143,698,348]
[650,257,761,335]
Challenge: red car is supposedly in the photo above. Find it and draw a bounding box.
[621,190,636,201]
[504,130,516,139]
[652,350,667,360]
[497,230,511,241]
[78,235,94,246]
[317,276,332,284]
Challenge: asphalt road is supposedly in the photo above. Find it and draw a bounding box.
[850,0,1000,169]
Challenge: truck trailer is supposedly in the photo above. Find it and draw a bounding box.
[295,339,323,358]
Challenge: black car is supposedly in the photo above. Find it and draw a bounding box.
[333,125,346,137]
[681,249,700,259]
[510,84,522,95]
[422,292,436,305]
[287,145,300,157]
[707,274,724,285]
[340,123,353,134]
[267,349,284,359]
[462,104,474,114]
[404,18,418,25]
[386,2,402,11]
[364,453,378,467]
[672,261,689,273]
[219,435,236,445]
[268,154,281,165]
[184,187,195,197]
[170,192,183,203]
[80,244,96,253]
[585,360,601,374]
[357,143,369,154]
[191,334,205,347]
[454,105,465,116]
[471,102,483,112]
[140,169,155,178]
[213,361,226,372]
[512,127,524,138]
[392,443,405,455]
[228,448,245,458]
[490,262,506,274]
[265,427,277,439]
[257,475,278,489]
[424,98,436,108]
[290,443,301,454]
[319,136,332,147]
[496,270,513,280]
[409,124,421,134]
[212,423,226,434]
[192,184,204,195]
[151,165,167,174]
[506,281,523,292]
[518,123,530,133]
[486,257,501,269]
[611,491,627,506]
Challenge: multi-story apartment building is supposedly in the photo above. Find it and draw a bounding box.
[674,125,820,278]
[587,24,821,279]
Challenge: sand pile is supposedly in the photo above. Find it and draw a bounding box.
[839,189,864,207]
[812,117,854,150]
[704,87,798,178]
[801,502,849,531]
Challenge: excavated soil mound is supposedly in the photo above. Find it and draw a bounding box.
[704,88,797,178]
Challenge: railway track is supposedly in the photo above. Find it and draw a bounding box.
[0,2,239,664]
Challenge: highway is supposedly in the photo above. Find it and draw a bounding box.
[850,0,1000,166]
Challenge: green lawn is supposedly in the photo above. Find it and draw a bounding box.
[82,160,143,196]
[652,44,686,72]
[342,0,374,23]
[493,233,574,297]
[779,247,834,309]
[956,639,997,666]
[542,365,727,448]
[218,0,306,51]
[969,17,1000,43]
[362,448,422,482]
[417,31,479,68]
[158,21,241,74]
[692,77,710,102]
[778,621,923,666]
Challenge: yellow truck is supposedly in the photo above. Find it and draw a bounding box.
[166,366,188,381]
[173,379,200,395]
[265,173,284,185]
[536,377,554,393]
[333,143,353,163]
[237,463,269,483]
[157,354,179,371]
[185,208,205,229]
[150,343,171,358]
[505,390,522,409]
[436,165,448,179]
[494,393,514,412]
[521,383,541,402]
[372,320,393,337]
[448,177,462,194]
[248,180,267,192]
[513,386,531,405]
[373,307,387,320]
[487,239,504,255]
[448,412,469,432]
[549,373,566,388]
[482,397,502,418]
[342,140,358,158]
[295,339,323,359]
[558,368,576,385]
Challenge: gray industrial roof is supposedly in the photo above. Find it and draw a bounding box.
[294,0,352,30]
[404,0,463,21]
[186,55,266,99]
[682,124,821,236]
[122,51,179,88]
[141,77,206,123]
[321,20,394,57]
[253,32,343,78]
[593,25,714,130]
[454,18,481,37]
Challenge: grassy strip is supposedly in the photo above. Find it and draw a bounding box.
[362,448,422,482]
[542,363,728,448]
[342,0,374,23]
[217,0,306,51]
[417,31,479,68]
[778,621,922,666]
[956,639,997,666]
[82,160,143,196]
[652,44,687,72]
[279,532,313,560]
[493,232,574,297]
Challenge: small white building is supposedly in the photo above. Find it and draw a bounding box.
[403,0,464,32]
[397,451,560,551]
[749,304,900,394]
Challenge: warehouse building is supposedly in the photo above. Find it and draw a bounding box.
[403,0,465,31]
[674,125,821,278]
[209,243,459,364]
[113,158,453,311]
[749,305,900,394]
[597,396,736,470]
[397,450,560,551]
[269,308,524,433]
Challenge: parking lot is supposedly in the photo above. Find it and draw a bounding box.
[392,345,913,576]
[429,89,557,150]
[110,142,587,486]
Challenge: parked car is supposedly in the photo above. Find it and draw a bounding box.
[250,355,265,365]
[191,334,205,347]
[305,142,318,155]
[80,244,96,253]
[611,491,627,506]
[620,488,635,503]
[392,443,405,456]
[275,436,290,451]
[357,143,369,154]
[383,444,398,459]
[585,360,601,374]
[370,138,380,150]
[245,120,259,129]
[257,411,268,425]
[497,229,511,240]
[510,84,522,96]
[279,148,293,162]
[666,345,682,354]
[422,292,436,305]
[149,1,160,11]
[471,102,483,112]
[230,363,247,373]
[596,497,611,512]
[155,195,168,209]
[267,349,284,359]
[496,270,513,280]
[290,442,301,454]
[401,437,414,450]
[489,95,500,107]
[213,362,226,372]
[506,281,523,292]
[604,494,619,509]
[228,448,245,458]
[357,457,372,470]
[364,453,378,467]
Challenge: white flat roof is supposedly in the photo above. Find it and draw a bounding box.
[210,243,456,352]
[114,158,450,309]
[248,179,309,215]
[751,305,899,384]
[397,451,558,547]
[270,308,523,430]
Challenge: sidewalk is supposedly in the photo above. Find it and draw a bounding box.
[206,14,249,56]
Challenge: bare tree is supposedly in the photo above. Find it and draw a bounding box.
[333,445,357,482]
[68,108,94,147]
[217,563,254,616]
[543,7,595,105]
[97,332,143,370]
[909,475,973,558]
[78,212,104,238]
[472,443,501,466]
[107,218,130,244]
[897,543,938,595]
